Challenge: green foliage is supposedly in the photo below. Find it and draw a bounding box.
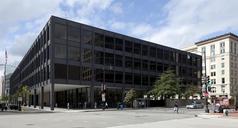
[124,89,137,106]
[183,85,201,99]
[16,85,30,105]
[149,70,180,99]
[17,85,30,97]
[1,96,9,102]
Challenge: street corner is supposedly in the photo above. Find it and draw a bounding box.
[196,113,223,119]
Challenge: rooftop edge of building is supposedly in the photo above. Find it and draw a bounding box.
[50,15,190,53]
[195,32,238,46]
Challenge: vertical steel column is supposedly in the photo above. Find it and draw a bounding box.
[33,89,36,108]
[50,83,54,110]
[40,86,44,109]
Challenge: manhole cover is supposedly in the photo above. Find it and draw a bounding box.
[25,124,34,126]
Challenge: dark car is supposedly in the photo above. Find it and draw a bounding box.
[0,103,7,111]
[186,101,204,109]
[9,104,19,110]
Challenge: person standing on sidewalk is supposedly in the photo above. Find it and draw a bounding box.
[174,102,179,113]
[67,102,70,110]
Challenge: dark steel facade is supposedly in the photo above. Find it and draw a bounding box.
[10,16,202,109]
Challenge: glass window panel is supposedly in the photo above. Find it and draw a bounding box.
[105,53,114,66]
[94,51,104,64]
[115,55,123,67]
[150,76,156,86]
[68,26,80,42]
[134,74,141,85]
[125,73,133,84]
[115,38,123,51]
[68,47,80,61]
[125,57,133,68]
[55,44,66,59]
[142,45,148,56]
[150,47,156,57]
[94,33,104,47]
[105,36,114,49]
[83,49,92,63]
[134,43,141,54]
[115,71,123,83]
[68,65,80,80]
[105,70,114,83]
[95,69,103,82]
[81,67,92,81]
[55,63,67,79]
[125,40,133,53]
[82,29,92,44]
[134,58,141,70]
[142,60,148,71]
[142,75,148,86]
[150,61,156,72]
[54,23,66,40]
[157,48,163,59]
[157,63,163,73]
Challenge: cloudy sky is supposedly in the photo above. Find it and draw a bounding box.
[0,0,238,81]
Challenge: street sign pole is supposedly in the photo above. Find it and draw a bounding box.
[203,50,209,113]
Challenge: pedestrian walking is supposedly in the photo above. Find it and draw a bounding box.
[94,102,97,109]
[67,102,70,110]
[105,102,108,109]
[174,102,179,113]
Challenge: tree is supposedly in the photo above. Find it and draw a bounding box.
[1,96,9,102]
[124,89,137,107]
[149,70,180,99]
[16,85,30,105]
[183,85,201,99]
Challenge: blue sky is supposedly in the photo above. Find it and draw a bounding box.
[0,0,238,78]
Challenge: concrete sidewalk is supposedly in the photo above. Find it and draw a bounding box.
[107,117,238,128]
[197,111,238,119]
[22,106,118,113]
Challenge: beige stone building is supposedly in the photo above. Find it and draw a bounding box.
[183,33,238,104]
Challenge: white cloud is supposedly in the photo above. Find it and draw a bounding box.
[0,0,61,23]
[130,24,154,38]
[75,0,113,17]
[108,0,238,49]
[110,2,123,14]
[9,32,36,56]
[146,0,238,48]
[2,0,238,79]
[0,0,117,78]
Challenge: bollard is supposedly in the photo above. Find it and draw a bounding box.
[223,109,228,116]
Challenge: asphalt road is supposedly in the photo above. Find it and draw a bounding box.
[0,107,234,128]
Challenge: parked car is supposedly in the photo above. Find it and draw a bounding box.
[214,104,229,113]
[186,101,204,109]
[0,103,7,111]
[9,104,19,110]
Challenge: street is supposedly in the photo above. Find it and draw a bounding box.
[0,107,237,128]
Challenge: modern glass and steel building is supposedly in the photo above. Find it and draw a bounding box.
[10,16,202,110]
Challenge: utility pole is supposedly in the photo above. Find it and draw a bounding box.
[4,50,7,96]
[203,50,209,113]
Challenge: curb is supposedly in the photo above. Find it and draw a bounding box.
[195,113,222,118]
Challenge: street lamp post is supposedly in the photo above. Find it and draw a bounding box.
[189,49,209,113]
[203,50,209,113]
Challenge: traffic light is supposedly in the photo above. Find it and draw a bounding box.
[207,76,210,84]
[206,76,212,92]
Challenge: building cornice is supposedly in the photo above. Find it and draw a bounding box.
[195,33,238,46]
